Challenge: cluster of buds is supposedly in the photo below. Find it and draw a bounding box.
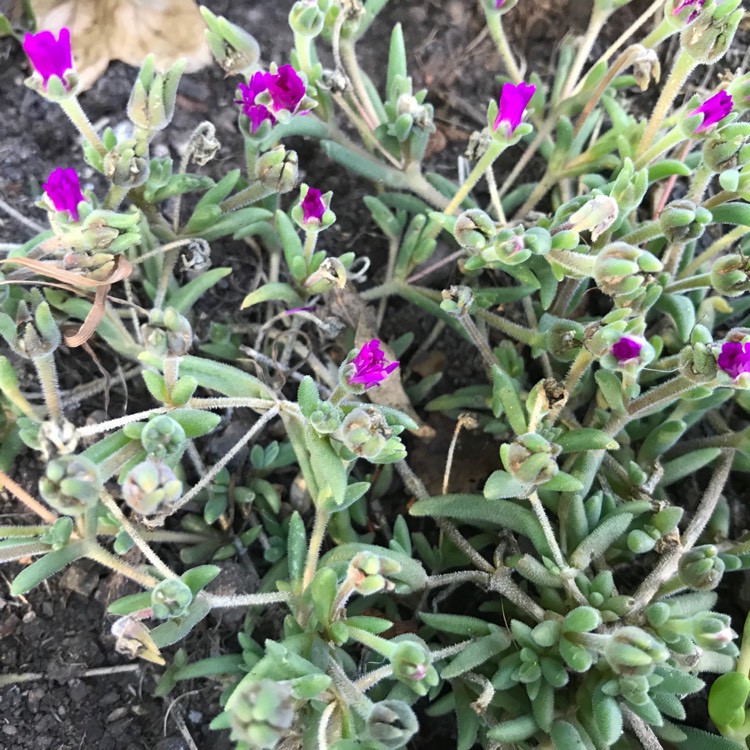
[254,145,299,195]
[366,700,419,749]
[389,636,440,696]
[39,455,102,516]
[141,307,193,358]
[646,601,736,655]
[150,578,193,619]
[121,460,183,516]
[289,0,331,39]
[0,296,61,359]
[228,678,296,749]
[710,254,750,297]
[593,242,662,308]
[678,545,726,591]
[347,551,401,596]
[603,626,669,677]
[339,406,405,462]
[500,433,561,486]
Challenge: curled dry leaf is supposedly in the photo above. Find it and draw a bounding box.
[30,0,211,89]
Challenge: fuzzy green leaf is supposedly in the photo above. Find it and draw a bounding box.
[661,448,721,487]
[241,282,304,311]
[409,495,552,558]
[420,612,495,638]
[169,268,232,314]
[11,540,88,595]
[440,631,511,679]
[570,513,633,569]
[550,720,588,750]
[181,565,221,595]
[555,429,619,453]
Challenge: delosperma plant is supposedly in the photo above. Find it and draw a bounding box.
[5,0,750,747]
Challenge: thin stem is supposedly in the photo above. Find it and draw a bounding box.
[0,469,58,524]
[628,451,732,619]
[485,166,506,223]
[0,196,46,234]
[681,225,748,277]
[203,591,290,608]
[60,97,106,156]
[75,406,169,438]
[443,142,503,217]
[32,353,63,423]
[487,568,546,621]
[303,227,319,265]
[456,311,497,371]
[664,272,711,294]
[621,220,663,245]
[86,543,159,588]
[626,375,694,420]
[564,350,594,397]
[476,307,541,347]
[340,38,381,128]
[512,171,557,219]
[443,414,476,495]
[497,123,554,200]
[483,8,523,84]
[99,491,177,580]
[302,506,331,592]
[151,405,280,521]
[637,50,696,158]
[562,7,609,100]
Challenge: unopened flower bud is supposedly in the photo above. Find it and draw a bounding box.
[39,455,102,516]
[127,55,185,132]
[680,1,743,65]
[0,298,61,359]
[501,433,561,485]
[228,678,295,749]
[390,637,439,696]
[454,208,497,252]
[348,551,401,595]
[604,626,669,676]
[140,416,187,459]
[594,242,662,304]
[341,407,392,460]
[142,307,193,357]
[291,184,335,230]
[122,460,182,516]
[309,400,342,434]
[366,700,419,749]
[703,122,750,171]
[255,146,299,194]
[610,160,649,227]
[289,0,330,38]
[440,285,475,316]
[691,613,736,650]
[679,342,719,383]
[711,254,750,297]
[200,7,261,76]
[678,545,725,590]
[659,200,712,243]
[151,578,193,619]
[543,318,585,362]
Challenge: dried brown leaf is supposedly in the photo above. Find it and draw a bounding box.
[30,0,211,89]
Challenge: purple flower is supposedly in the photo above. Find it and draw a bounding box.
[43,167,85,220]
[302,187,326,223]
[718,341,750,380]
[691,91,733,133]
[348,340,399,388]
[612,337,642,363]
[235,71,276,134]
[672,0,705,22]
[22,28,73,88]
[495,0,506,7]
[267,64,306,113]
[493,82,536,136]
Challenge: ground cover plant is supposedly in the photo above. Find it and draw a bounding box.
[3,0,750,748]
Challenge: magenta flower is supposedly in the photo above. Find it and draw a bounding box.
[348,340,399,388]
[495,0,506,7]
[672,0,705,22]
[43,167,86,220]
[718,341,750,380]
[302,188,326,223]
[235,71,276,134]
[612,337,642,363]
[267,65,306,113]
[691,91,733,133]
[22,28,73,88]
[493,82,536,136]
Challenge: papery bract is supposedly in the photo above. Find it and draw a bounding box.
[349,339,399,388]
[301,187,326,223]
[23,28,73,87]
[612,337,643,363]
[43,167,86,221]
[493,82,536,136]
[717,340,750,379]
[691,91,733,133]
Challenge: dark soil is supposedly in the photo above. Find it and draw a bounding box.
[2,0,750,748]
